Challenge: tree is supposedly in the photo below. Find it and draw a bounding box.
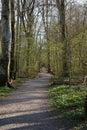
[41,0,51,73]
[56,0,69,77]
[10,0,15,80]
[20,0,35,76]
[0,0,10,86]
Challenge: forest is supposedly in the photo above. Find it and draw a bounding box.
[0,0,87,84]
[0,0,87,129]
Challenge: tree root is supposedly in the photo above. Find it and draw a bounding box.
[7,81,15,88]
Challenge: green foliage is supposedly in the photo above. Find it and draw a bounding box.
[0,86,15,98]
[52,76,69,81]
[46,17,87,77]
[63,108,84,121]
[49,85,86,109]
[70,29,87,76]
[49,84,87,129]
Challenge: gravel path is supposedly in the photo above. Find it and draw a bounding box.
[0,73,75,130]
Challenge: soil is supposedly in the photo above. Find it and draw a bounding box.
[0,73,76,130]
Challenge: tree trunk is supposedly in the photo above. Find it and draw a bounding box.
[10,0,15,80]
[0,0,10,86]
[46,0,51,73]
[15,0,20,77]
[56,0,69,77]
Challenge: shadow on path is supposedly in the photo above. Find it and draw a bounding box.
[0,73,75,130]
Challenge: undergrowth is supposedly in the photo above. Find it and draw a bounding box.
[0,86,16,99]
[49,83,87,129]
[0,78,30,99]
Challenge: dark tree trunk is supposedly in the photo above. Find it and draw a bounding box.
[46,0,51,73]
[10,0,15,80]
[15,0,20,77]
[0,0,10,86]
[84,96,87,120]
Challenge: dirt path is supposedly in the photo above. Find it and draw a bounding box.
[0,73,75,130]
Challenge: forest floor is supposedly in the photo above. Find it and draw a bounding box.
[0,72,79,130]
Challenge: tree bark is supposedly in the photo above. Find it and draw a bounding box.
[10,0,15,80]
[56,0,69,77]
[0,0,10,86]
[15,0,20,77]
[45,0,51,73]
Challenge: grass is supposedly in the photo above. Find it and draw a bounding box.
[0,78,30,99]
[49,83,87,129]
[51,76,69,82]
[0,86,16,99]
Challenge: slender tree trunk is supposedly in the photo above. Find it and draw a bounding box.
[46,0,51,73]
[10,0,15,80]
[0,0,10,86]
[42,0,51,73]
[15,0,20,77]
